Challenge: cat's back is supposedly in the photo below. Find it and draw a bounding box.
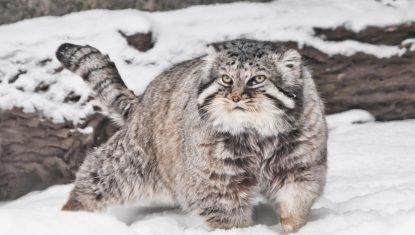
[133,56,205,118]
[143,56,205,99]
[130,56,205,177]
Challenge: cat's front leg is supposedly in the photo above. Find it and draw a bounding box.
[267,165,326,234]
[275,181,318,233]
[198,204,253,230]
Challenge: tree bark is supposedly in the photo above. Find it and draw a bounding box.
[301,47,415,121]
[0,0,271,25]
[314,23,415,46]
[0,109,118,200]
[300,23,415,120]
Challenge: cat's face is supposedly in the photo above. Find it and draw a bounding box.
[197,39,304,136]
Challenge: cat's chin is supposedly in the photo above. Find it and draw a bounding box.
[232,107,245,111]
[209,110,290,137]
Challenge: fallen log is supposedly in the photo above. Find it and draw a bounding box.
[299,46,415,121]
[0,109,118,200]
[314,23,415,46]
[0,0,272,25]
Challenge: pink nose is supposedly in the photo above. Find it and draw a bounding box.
[232,96,241,103]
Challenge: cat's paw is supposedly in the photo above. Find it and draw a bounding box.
[280,216,307,234]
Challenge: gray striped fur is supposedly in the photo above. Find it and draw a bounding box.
[56,39,327,234]
[56,43,139,124]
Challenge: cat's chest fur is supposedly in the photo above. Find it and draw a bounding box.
[202,133,280,190]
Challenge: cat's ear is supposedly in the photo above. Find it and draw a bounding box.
[281,49,302,69]
[206,41,228,54]
[206,43,218,56]
[203,43,219,79]
[206,42,223,55]
[278,49,303,81]
[204,43,221,69]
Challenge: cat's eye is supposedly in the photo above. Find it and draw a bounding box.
[285,63,294,69]
[221,75,233,85]
[248,75,267,86]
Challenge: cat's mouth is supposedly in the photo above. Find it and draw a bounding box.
[231,103,246,111]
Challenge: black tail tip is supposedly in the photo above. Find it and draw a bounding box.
[56,43,79,63]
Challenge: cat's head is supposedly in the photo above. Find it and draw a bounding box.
[197,39,305,136]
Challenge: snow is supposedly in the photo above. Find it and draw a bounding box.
[1,0,415,123]
[1,1,415,233]
[1,110,415,235]
[326,109,375,133]
[74,126,94,134]
[402,38,415,51]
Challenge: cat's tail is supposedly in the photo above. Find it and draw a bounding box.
[56,43,139,124]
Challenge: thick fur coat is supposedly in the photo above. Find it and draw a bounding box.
[56,39,327,234]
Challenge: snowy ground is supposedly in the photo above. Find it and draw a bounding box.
[1,110,415,235]
[1,0,415,234]
[1,0,415,123]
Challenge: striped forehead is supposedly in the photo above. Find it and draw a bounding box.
[216,52,273,80]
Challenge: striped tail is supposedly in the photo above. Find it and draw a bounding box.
[56,43,139,124]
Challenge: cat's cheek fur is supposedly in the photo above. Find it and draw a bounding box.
[197,82,221,105]
[263,86,296,109]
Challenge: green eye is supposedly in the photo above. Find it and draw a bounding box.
[248,75,267,86]
[255,75,266,83]
[221,75,233,85]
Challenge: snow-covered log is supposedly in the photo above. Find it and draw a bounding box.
[297,44,415,121]
[0,0,271,25]
[0,109,118,200]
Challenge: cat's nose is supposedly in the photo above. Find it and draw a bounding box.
[232,96,241,103]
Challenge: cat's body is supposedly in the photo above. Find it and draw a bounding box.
[56,39,327,233]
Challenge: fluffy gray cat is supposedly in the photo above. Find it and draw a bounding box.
[56,39,327,234]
